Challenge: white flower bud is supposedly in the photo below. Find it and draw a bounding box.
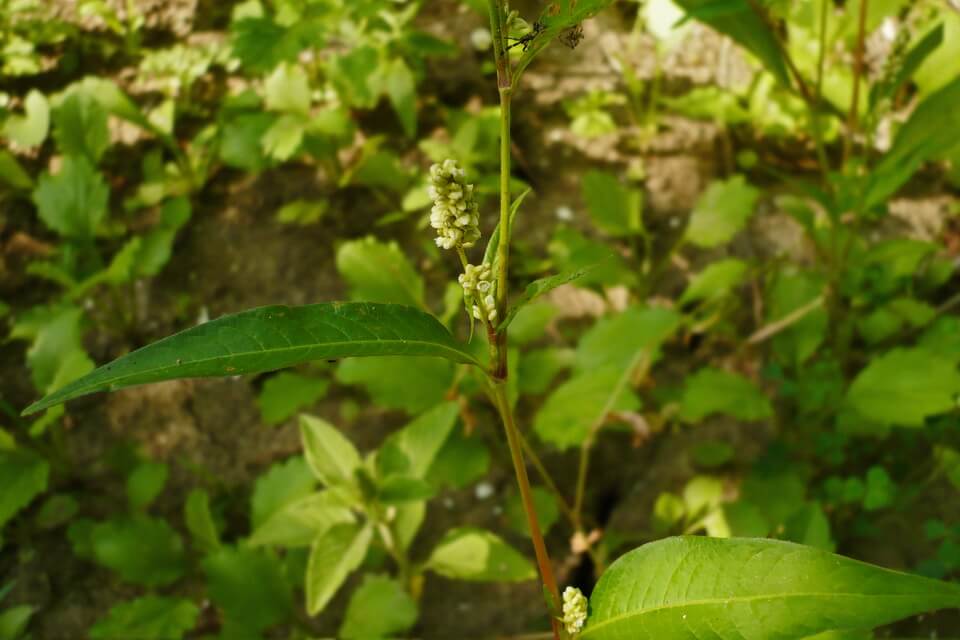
[428,160,481,250]
[562,587,588,636]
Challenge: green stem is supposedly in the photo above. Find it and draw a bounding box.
[844,0,869,164]
[492,383,563,640]
[493,87,512,380]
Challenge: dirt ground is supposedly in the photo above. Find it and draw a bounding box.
[3,0,960,638]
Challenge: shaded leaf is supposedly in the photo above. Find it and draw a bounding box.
[32,155,109,240]
[257,372,329,425]
[0,449,49,530]
[684,175,759,248]
[89,597,198,640]
[336,237,424,307]
[203,546,293,632]
[679,368,772,423]
[339,575,418,640]
[846,348,960,427]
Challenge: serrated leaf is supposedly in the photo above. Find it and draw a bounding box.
[336,237,424,308]
[582,170,642,237]
[681,258,748,305]
[534,366,639,450]
[299,414,361,487]
[203,546,293,632]
[257,372,328,425]
[575,306,681,373]
[336,356,454,415]
[264,63,311,115]
[425,527,536,582]
[679,368,772,423]
[89,597,198,640]
[52,91,109,162]
[3,90,49,148]
[32,155,109,240]
[846,348,960,427]
[90,516,186,586]
[306,522,373,615]
[23,302,480,415]
[339,574,418,640]
[184,489,220,553]
[126,461,168,511]
[0,449,49,530]
[582,536,960,639]
[685,175,759,248]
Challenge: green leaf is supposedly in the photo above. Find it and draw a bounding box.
[684,175,759,248]
[336,356,454,415]
[681,259,748,305]
[248,491,354,548]
[339,574,418,640]
[203,546,293,632]
[384,58,417,138]
[0,449,49,531]
[767,269,827,367]
[673,0,791,86]
[299,414,361,487]
[32,155,109,240]
[425,527,536,582]
[499,266,597,331]
[378,401,459,479]
[89,597,198,640]
[10,305,90,394]
[23,302,480,415]
[534,366,640,450]
[306,522,374,615]
[0,150,33,191]
[126,461,168,511]
[52,91,109,162]
[251,456,316,529]
[184,489,220,553]
[336,237,424,307]
[426,425,490,490]
[679,367,772,423]
[582,170,642,237]
[264,62,311,115]
[34,494,79,530]
[90,516,186,586]
[575,307,681,373]
[870,22,943,108]
[0,605,33,640]
[913,13,960,97]
[846,348,960,427]
[261,113,305,161]
[582,536,960,639]
[863,466,895,512]
[2,90,49,148]
[865,76,960,209]
[506,486,560,537]
[257,372,328,425]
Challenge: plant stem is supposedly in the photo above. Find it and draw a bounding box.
[845,0,869,163]
[492,383,563,640]
[811,0,831,185]
[493,87,512,380]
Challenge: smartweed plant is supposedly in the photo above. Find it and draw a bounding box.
[22,1,960,638]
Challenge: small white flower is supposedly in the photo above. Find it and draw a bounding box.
[428,159,481,251]
[562,586,588,636]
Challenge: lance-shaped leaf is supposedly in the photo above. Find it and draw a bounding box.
[582,536,960,639]
[23,302,481,415]
[673,0,791,87]
[306,522,374,615]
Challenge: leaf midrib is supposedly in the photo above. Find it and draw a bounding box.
[26,337,480,414]
[581,590,960,637]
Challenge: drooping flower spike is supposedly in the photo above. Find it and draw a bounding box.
[428,159,481,251]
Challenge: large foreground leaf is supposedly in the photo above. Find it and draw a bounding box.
[582,536,960,639]
[24,302,480,415]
